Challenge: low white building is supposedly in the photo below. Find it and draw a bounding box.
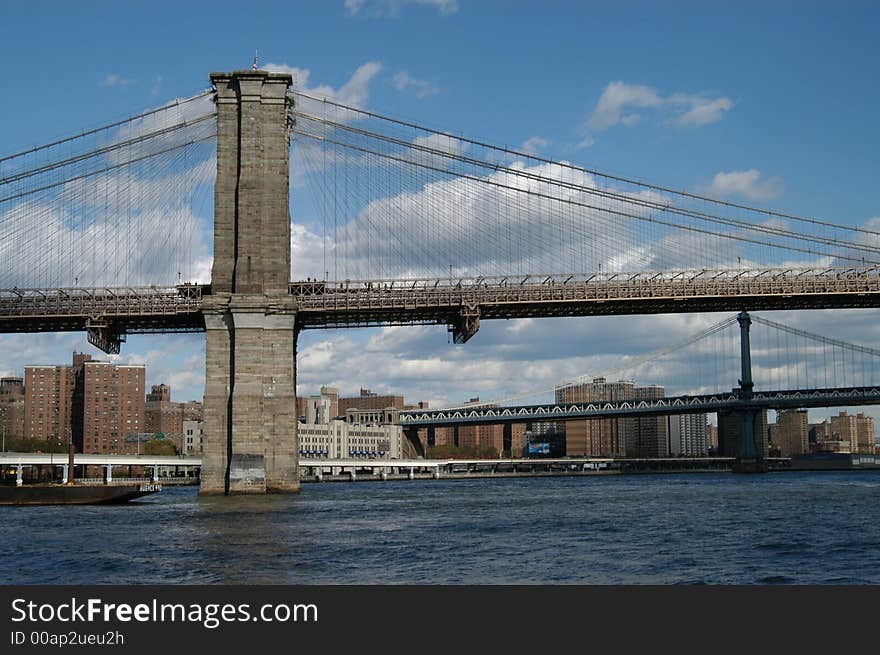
[298,419,404,459]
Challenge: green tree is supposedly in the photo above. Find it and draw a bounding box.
[143,437,178,456]
[4,437,68,453]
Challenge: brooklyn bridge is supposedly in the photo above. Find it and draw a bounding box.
[2,70,879,493]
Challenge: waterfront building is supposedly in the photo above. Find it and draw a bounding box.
[632,385,667,457]
[305,394,333,424]
[809,420,832,451]
[855,413,875,453]
[0,376,25,441]
[320,386,339,418]
[338,388,407,413]
[668,413,709,456]
[830,411,859,453]
[345,407,400,425]
[298,419,408,459]
[556,377,635,456]
[23,352,91,445]
[183,420,204,455]
[298,386,427,421]
[706,423,719,452]
[424,398,524,457]
[557,378,671,457]
[81,360,145,454]
[774,409,809,457]
[295,396,308,419]
[144,384,203,453]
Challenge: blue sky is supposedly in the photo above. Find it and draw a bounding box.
[1,1,879,423]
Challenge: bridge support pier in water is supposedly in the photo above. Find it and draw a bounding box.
[200,70,299,495]
[732,311,768,474]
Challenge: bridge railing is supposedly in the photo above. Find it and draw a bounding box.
[0,284,203,317]
[291,267,880,312]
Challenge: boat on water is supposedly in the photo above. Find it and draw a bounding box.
[0,482,162,506]
[0,443,162,505]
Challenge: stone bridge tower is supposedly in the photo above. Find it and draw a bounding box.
[200,71,299,494]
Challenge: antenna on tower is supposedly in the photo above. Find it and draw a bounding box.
[252,50,259,71]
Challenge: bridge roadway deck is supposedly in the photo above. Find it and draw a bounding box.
[398,386,880,427]
[1,267,879,335]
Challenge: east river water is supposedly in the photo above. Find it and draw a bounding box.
[4,471,880,584]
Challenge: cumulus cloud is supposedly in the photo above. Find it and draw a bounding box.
[308,148,782,280]
[291,222,331,280]
[267,60,383,191]
[0,197,213,288]
[266,61,382,111]
[0,92,216,290]
[582,81,733,144]
[520,136,549,156]
[392,71,441,98]
[588,82,663,132]
[704,169,784,201]
[670,94,733,127]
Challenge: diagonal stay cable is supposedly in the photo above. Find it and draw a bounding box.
[290,90,880,237]
[292,111,880,257]
[751,314,880,359]
[0,90,214,164]
[0,134,217,205]
[291,129,878,265]
[0,114,217,186]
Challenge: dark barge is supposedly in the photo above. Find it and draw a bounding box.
[0,482,162,505]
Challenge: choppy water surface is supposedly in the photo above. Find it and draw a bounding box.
[5,471,880,584]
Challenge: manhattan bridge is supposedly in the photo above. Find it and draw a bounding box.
[2,70,879,493]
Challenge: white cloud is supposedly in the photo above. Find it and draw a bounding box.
[0,105,216,290]
[291,222,332,280]
[0,197,213,288]
[575,135,594,150]
[267,60,382,125]
[313,152,774,279]
[109,92,216,164]
[704,169,784,201]
[265,61,382,108]
[520,136,548,156]
[671,95,733,127]
[345,0,459,17]
[150,75,163,97]
[588,82,662,132]
[582,81,733,144]
[100,73,135,88]
[392,71,441,99]
[242,61,384,194]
